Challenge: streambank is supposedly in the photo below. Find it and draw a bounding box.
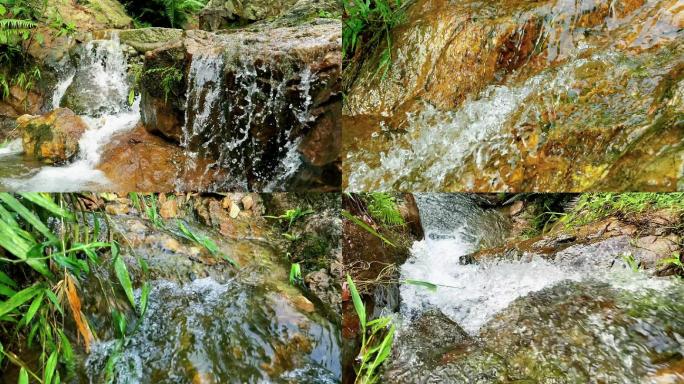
[342,193,684,383]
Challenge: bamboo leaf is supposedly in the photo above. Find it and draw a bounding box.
[139,282,150,316]
[43,350,58,384]
[0,284,42,318]
[114,255,135,309]
[342,210,395,247]
[18,367,28,384]
[22,291,44,326]
[0,270,17,288]
[0,193,57,243]
[20,193,75,221]
[402,279,438,291]
[346,274,366,330]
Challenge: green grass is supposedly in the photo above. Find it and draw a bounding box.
[265,207,314,229]
[343,0,405,78]
[346,274,395,384]
[561,193,684,227]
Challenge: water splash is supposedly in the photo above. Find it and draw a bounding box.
[1,34,138,191]
[178,53,315,191]
[399,194,676,334]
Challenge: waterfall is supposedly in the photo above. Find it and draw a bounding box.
[2,33,139,191]
[178,53,315,191]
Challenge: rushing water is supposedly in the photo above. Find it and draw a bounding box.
[344,0,684,191]
[177,52,315,191]
[0,34,139,191]
[392,194,683,382]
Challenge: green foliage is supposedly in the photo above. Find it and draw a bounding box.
[621,254,639,272]
[176,220,238,267]
[561,193,684,227]
[343,0,405,77]
[658,252,684,277]
[122,0,207,28]
[145,66,183,102]
[289,263,302,286]
[347,274,395,384]
[265,208,314,229]
[0,193,145,382]
[366,193,404,227]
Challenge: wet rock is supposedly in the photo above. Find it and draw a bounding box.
[398,193,424,240]
[344,0,684,191]
[98,124,217,192]
[478,281,684,382]
[105,203,130,216]
[466,213,683,274]
[0,85,44,118]
[18,108,86,164]
[118,28,184,53]
[140,20,341,190]
[385,310,506,384]
[159,196,179,219]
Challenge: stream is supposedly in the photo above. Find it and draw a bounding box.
[389,194,684,382]
[70,212,341,384]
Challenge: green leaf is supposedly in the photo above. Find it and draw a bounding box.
[0,284,42,318]
[20,193,75,221]
[113,255,135,309]
[45,290,63,315]
[0,283,17,297]
[346,274,366,330]
[58,330,74,374]
[402,279,438,292]
[22,291,44,326]
[139,282,150,316]
[18,367,28,384]
[43,350,58,384]
[342,210,395,247]
[0,270,17,288]
[0,193,57,243]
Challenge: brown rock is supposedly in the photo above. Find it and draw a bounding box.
[160,198,179,219]
[105,203,130,216]
[19,108,87,164]
[241,195,254,210]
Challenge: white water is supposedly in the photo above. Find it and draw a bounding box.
[0,138,23,157]
[2,35,138,191]
[400,194,674,334]
[178,54,312,191]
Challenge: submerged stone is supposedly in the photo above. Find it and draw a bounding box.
[18,108,87,164]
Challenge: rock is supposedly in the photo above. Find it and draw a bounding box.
[159,198,179,219]
[105,203,130,216]
[241,195,254,210]
[343,0,684,191]
[229,201,240,218]
[118,28,185,53]
[19,108,87,164]
[199,0,299,30]
[98,124,218,192]
[398,193,424,240]
[509,201,525,216]
[42,0,132,32]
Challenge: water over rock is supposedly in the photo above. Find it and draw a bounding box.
[344,0,684,191]
[18,108,87,164]
[140,20,341,190]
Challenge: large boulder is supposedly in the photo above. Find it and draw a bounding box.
[18,108,87,164]
[343,0,684,191]
[41,0,132,32]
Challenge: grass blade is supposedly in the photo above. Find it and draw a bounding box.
[20,193,75,221]
[346,274,366,329]
[342,210,395,247]
[0,284,42,318]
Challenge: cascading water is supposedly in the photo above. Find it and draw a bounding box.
[345,0,684,190]
[0,34,139,191]
[391,194,683,382]
[400,194,675,332]
[177,53,315,191]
